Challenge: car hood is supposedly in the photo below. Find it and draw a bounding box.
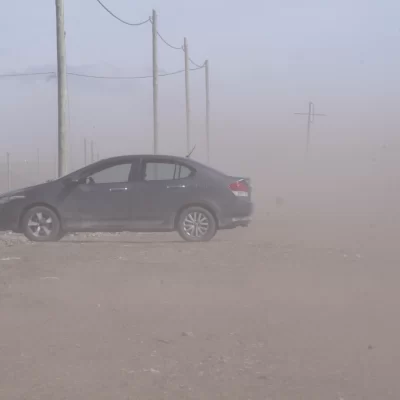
[0,188,26,198]
[0,182,51,198]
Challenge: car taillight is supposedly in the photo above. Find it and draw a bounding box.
[229,180,249,197]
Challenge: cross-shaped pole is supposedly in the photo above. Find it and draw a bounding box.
[295,102,326,158]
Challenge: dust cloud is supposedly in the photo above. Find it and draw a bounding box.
[2,1,400,398]
[1,60,398,255]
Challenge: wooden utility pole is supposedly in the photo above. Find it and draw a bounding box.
[84,138,87,166]
[205,60,210,164]
[152,9,159,155]
[91,141,94,163]
[55,0,68,177]
[6,153,11,191]
[184,37,191,154]
[294,102,326,158]
[37,148,40,182]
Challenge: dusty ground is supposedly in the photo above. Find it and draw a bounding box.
[1,212,399,400]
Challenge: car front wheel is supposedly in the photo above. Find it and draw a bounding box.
[21,206,62,242]
[177,206,217,242]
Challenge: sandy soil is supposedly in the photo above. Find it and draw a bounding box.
[1,212,399,400]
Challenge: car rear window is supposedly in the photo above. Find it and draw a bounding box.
[144,162,193,181]
[189,160,227,177]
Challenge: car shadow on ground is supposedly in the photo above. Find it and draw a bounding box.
[59,239,222,245]
[60,239,183,245]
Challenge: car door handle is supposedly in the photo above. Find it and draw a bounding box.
[167,184,186,189]
[109,187,128,192]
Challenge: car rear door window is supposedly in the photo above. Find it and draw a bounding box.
[144,162,193,181]
[86,163,132,184]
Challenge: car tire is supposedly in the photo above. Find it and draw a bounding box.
[21,206,62,242]
[177,206,217,242]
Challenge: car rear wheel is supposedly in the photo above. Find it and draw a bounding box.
[22,206,62,242]
[177,206,217,242]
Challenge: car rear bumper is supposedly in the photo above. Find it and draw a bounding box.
[218,201,254,229]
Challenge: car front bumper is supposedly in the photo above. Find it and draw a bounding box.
[0,204,20,232]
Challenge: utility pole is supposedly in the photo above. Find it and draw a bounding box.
[91,140,94,163]
[184,37,191,154]
[55,0,68,177]
[6,153,11,191]
[152,9,159,155]
[84,138,87,166]
[294,101,326,158]
[205,60,211,164]
[37,148,40,182]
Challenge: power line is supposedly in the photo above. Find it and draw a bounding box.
[65,67,204,80]
[66,71,151,80]
[95,0,150,26]
[160,66,204,75]
[157,31,182,50]
[0,40,205,78]
[0,72,55,78]
[181,43,205,69]
[188,57,205,69]
[0,67,205,80]
[149,17,182,50]
[150,17,206,68]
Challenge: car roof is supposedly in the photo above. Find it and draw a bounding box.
[99,154,197,164]
[65,154,225,180]
[97,155,227,176]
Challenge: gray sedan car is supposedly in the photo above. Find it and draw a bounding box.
[0,155,253,242]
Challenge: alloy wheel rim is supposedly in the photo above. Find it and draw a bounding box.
[28,212,53,238]
[183,211,210,238]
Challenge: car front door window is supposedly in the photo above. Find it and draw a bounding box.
[85,163,132,184]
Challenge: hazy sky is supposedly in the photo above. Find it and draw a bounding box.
[1,0,400,181]
[1,0,398,84]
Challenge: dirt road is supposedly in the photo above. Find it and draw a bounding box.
[1,214,399,399]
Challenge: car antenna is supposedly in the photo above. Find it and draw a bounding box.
[186,145,196,158]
